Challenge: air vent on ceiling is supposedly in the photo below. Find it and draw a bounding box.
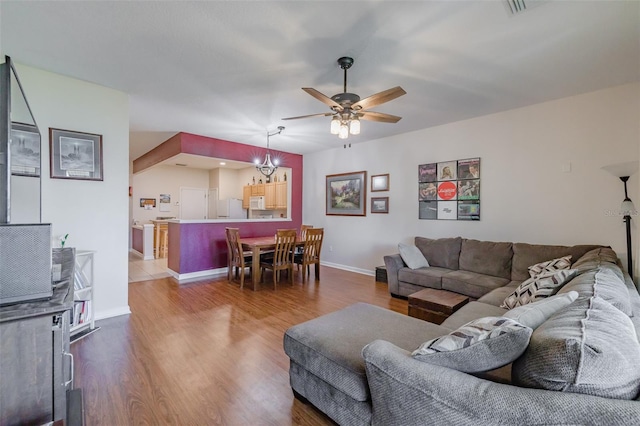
[175,163,187,167]
[504,0,543,15]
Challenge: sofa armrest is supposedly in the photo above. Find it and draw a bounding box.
[384,254,405,296]
[362,340,640,426]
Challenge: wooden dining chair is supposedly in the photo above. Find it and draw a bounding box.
[294,228,324,283]
[295,224,313,261]
[260,229,297,289]
[225,227,252,289]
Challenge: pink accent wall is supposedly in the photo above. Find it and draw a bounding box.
[132,227,143,253]
[164,132,303,275]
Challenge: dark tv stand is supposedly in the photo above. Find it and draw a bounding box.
[0,279,83,425]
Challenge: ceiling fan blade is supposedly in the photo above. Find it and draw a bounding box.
[352,86,406,111]
[281,112,335,120]
[302,88,342,110]
[358,111,402,123]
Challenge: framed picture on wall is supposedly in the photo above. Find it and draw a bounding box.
[371,174,389,192]
[140,198,156,208]
[326,171,367,216]
[371,197,389,213]
[50,128,103,181]
[10,122,40,177]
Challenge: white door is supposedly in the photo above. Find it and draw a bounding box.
[180,187,207,220]
[208,188,218,219]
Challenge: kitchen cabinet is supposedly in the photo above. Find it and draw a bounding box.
[275,182,287,209]
[242,182,287,214]
[251,184,265,196]
[265,183,276,209]
[242,185,251,209]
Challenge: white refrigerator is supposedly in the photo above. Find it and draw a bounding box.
[217,198,246,219]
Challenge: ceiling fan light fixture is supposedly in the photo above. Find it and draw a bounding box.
[281,57,406,139]
[330,116,340,134]
[349,117,360,135]
[338,123,349,139]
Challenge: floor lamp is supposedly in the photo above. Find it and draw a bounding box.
[620,176,636,281]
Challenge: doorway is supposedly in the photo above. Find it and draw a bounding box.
[179,187,207,220]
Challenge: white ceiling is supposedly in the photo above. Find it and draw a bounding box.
[2,1,638,161]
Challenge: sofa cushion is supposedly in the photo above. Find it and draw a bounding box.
[511,243,603,281]
[513,297,640,400]
[415,236,461,270]
[476,284,521,307]
[501,269,577,309]
[528,255,572,278]
[440,301,507,330]
[572,247,622,275]
[558,266,632,316]
[573,246,619,265]
[412,317,532,373]
[504,291,579,329]
[459,239,513,279]
[398,243,430,269]
[442,270,510,299]
[398,266,450,290]
[283,303,449,402]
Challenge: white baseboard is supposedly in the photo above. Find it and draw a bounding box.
[129,248,154,261]
[168,267,228,284]
[320,261,375,277]
[95,306,131,321]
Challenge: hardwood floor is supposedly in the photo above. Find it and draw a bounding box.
[71,266,407,425]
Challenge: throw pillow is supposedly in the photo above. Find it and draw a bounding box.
[513,296,640,400]
[398,243,430,269]
[504,291,579,329]
[501,269,577,309]
[528,255,572,278]
[412,317,532,373]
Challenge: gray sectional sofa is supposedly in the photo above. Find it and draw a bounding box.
[283,238,640,425]
[383,236,603,298]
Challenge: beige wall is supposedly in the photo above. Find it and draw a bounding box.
[17,63,131,320]
[303,83,640,280]
[217,168,242,200]
[132,165,209,222]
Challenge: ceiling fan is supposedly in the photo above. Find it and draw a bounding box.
[282,57,406,139]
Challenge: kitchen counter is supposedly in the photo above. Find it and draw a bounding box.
[165,218,300,284]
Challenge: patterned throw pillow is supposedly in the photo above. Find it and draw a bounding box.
[412,317,532,373]
[501,269,578,309]
[528,255,572,278]
[504,291,579,329]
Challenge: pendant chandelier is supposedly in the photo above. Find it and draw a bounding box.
[255,126,284,177]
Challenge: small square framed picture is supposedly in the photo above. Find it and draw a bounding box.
[49,128,103,181]
[371,197,389,214]
[371,174,389,192]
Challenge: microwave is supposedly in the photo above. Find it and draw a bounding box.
[250,196,266,210]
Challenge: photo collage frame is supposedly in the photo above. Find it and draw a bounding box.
[418,158,480,220]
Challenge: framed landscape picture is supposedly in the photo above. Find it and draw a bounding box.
[371,197,389,213]
[50,128,103,181]
[326,171,367,216]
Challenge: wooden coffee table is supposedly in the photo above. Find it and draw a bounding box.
[408,288,469,324]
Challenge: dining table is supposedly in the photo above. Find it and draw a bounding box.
[241,235,303,291]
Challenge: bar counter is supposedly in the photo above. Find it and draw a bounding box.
[165,218,300,283]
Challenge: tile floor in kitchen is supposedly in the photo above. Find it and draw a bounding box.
[128,252,170,283]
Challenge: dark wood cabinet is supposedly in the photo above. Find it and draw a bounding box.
[0,280,82,426]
